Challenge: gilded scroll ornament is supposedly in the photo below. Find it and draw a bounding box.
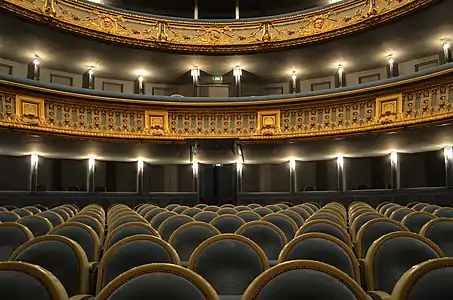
[0,0,437,53]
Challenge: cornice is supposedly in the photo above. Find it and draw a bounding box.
[0,0,439,53]
[1,66,453,141]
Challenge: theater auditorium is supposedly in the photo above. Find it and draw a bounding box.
[0,0,452,298]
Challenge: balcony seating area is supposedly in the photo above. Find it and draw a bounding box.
[0,201,452,299]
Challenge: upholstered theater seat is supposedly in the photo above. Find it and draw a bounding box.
[203,206,220,213]
[70,215,104,241]
[10,235,90,297]
[236,221,287,266]
[158,215,194,241]
[355,217,407,259]
[420,219,453,256]
[279,210,304,227]
[38,211,64,227]
[169,205,187,214]
[247,204,261,209]
[235,205,252,212]
[137,205,157,217]
[96,263,219,300]
[261,213,298,241]
[109,215,147,232]
[23,206,41,214]
[420,205,441,214]
[296,220,352,248]
[252,207,273,217]
[165,204,180,211]
[433,207,453,218]
[350,212,383,241]
[288,206,311,221]
[50,222,101,262]
[265,205,282,212]
[181,207,203,217]
[242,260,368,300]
[402,211,437,233]
[210,215,246,233]
[0,261,69,300]
[51,208,71,221]
[392,258,453,300]
[0,223,33,261]
[307,213,345,228]
[235,211,261,222]
[18,215,53,237]
[412,203,430,211]
[169,222,221,266]
[193,211,218,223]
[104,222,160,251]
[0,211,20,222]
[96,234,180,294]
[216,208,238,215]
[143,207,167,222]
[188,234,269,299]
[390,207,415,222]
[12,208,33,218]
[365,232,444,295]
[194,204,208,209]
[279,233,360,283]
[150,211,178,229]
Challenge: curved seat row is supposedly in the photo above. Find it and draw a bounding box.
[0,200,452,299]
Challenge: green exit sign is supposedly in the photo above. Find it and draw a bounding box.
[212,76,223,81]
[214,163,223,167]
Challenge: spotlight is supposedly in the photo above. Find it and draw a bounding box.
[289,159,296,171]
[237,161,243,173]
[444,146,453,160]
[390,151,398,165]
[233,66,242,79]
[30,153,39,167]
[88,156,95,170]
[337,155,344,168]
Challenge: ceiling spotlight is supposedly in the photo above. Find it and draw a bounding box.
[88,67,94,76]
[291,71,297,81]
[443,41,451,51]
[337,64,344,75]
[190,67,200,78]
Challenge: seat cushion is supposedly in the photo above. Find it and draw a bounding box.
[0,270,52,300]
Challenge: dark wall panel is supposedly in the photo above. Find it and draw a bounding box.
[144,164,165,192]
[115,162,136,192]
[296,161,316,191]
[269,163,290,192]
[177,164,193,192]
[0,155,29,191]
[242,164,261,192]
[61,159,86,191]
[345,156,389,190]
[400,150,445,188]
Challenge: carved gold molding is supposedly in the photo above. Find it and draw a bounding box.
[0,0,437,53]
[1,71,453,140]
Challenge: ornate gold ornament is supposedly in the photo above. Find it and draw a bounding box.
[1,67,453,141]
[0,0,437,53]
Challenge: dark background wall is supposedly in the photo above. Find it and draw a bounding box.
[0,150,447,192]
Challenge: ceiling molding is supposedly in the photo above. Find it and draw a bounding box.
[0,0,439,53]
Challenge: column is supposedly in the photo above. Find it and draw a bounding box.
[194,0,198,19]
[137,159,144,193]
[441,41,452,64]
[87,157,95,193]
[444,146,453,187]
[134,74,145,94]
[82,68,95,89]
[235,0,240,19]
[27,56,40,81]
[233,66,242,97]
[237,161,243,193]
[289,159,297,193]
[337,156,345,191]
[335,65,346,88]
[29,154,38,192]
[390,151,400,190]
[386,55,399,78]
[191,67,200,97]
[192,162,199,193]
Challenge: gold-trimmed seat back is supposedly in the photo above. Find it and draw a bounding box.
[10,235,90,297]
[0,261,69,300]
[242,260,368,300]
[96,263,219,300]
[365,231,444,295]
[188,234,269,297]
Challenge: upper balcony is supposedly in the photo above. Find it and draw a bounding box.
[0,0,439,53]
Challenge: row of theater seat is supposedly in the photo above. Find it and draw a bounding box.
[0,201,452,299]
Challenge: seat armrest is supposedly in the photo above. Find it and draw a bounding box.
[367,291,391,300]
[88,262,99,295]
[69,295,94,300]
